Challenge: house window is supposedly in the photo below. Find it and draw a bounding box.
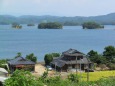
[72,65,75,68]
[77,56,83,60]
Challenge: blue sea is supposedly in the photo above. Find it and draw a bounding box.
[0,25,115,61]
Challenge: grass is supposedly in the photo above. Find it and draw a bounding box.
[79,70,115,81]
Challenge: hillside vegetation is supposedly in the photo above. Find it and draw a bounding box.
[1,13,115,25]
[4,70,115,86]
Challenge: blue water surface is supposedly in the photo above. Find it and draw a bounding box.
[0,25,115,61]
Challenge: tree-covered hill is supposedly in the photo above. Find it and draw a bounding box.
[1,13,115,25]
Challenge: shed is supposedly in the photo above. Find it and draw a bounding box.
[8,57,35,73]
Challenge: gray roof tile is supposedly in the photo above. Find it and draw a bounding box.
[8,57,35,65]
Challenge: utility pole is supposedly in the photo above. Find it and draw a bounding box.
[76,57,77,73]
[87,63,89,82]
[86,55,89,82]
[55,62,57,74]
[80,57,82,81]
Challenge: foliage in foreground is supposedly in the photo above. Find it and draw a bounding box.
[4,70,43,86]
[4,70,115,86]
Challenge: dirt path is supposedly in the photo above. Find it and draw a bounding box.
[33,63,46,76]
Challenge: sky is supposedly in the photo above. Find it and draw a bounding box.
[0,0,115,17]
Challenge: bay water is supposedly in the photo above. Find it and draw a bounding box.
[0,25,115,61]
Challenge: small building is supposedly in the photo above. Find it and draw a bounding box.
[0,68,8,85]
[0,68,8,77]
[51,49,93,72]
[8,57,35,73]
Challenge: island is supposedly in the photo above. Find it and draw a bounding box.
[12,23,22,29]
[38,22,63,29]
[82,22,104,29]
[27,24,35,26]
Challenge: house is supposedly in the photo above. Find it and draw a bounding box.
[8,57,35,73]
[51,49,93,72]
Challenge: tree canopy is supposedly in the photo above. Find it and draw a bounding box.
[87,50,106,64]
[15,52,22,58]
[87,50,98,62]
[87,45,115,69]
[103,46,115,60]
[44,53,60,65]
[38,22,63,29]
[82,22,104,29]
[26,53,37,62]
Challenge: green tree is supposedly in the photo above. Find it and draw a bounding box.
[4,70,43,86]
[15,52,22,58]
[44,54,53,65]
[26,53,37,62]
[68,74,79,82]
[95,55,107,64]
[51,53,60,57]
[44,53,60,65]
[87,50,98,62]
[87,50,107,64]
[103,46,115,61]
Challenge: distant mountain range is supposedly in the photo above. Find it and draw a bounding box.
[1,13,115,25]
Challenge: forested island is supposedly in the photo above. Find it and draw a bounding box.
[82,22,104,29]
[27,24,35,26]
[12,23,22,29]
[38,22,63,29]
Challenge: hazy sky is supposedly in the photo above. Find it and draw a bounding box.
[0,0,115,16]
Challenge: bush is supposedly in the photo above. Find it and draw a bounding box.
[107,63,115,70]
[68,74,80,82]
[0,59,7,70]
[4,70,43,86]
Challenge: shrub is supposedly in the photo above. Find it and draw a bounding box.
[68,74,80,82]
[4,70,43,86]
[107,63,115,70]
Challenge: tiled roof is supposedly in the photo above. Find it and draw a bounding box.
[8,57,35,65]
[51,57,66,67]
[62,48,85,56]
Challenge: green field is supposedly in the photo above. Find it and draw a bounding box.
[80,70,115,81]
